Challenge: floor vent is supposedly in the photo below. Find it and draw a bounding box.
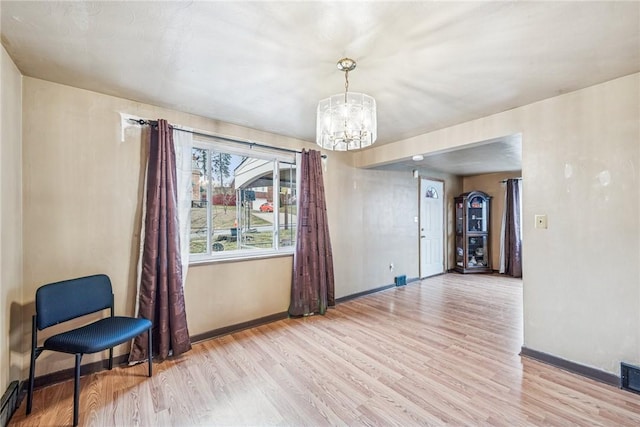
[0,381,19,427]
[394,275,407,286]
[621,362,640,394]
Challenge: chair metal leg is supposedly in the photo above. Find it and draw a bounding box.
[148,330,153,377]
[73,353,82,427]
[26,316,38,415]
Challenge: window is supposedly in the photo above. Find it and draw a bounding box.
[189,139,297,261]
[425,186,438,199]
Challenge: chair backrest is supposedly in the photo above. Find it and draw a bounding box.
[35,274,114,330]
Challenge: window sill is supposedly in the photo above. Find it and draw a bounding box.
[189,249,294,266]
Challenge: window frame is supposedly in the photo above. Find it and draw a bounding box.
[189,137,298,264]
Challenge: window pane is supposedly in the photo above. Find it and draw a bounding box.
[210,151,243,251]
[236,157,274,250]
[190,147,208,254]
[279,162,296,248]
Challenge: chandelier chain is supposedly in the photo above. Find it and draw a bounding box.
[344,70,350,102]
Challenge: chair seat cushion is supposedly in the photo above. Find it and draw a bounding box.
[43,316,152,354]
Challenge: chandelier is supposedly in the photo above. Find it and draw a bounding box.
[316,58,377,151]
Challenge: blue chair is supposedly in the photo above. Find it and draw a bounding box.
[26,274,152,426]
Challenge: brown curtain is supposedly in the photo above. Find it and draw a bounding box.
[130,119,191,363]
[504,179,523,277]
[289,150,335,316]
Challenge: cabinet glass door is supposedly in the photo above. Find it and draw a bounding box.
[467,196,487,232]
[456,202,463,234]
[467,235,488,267]
[456,235,464,268]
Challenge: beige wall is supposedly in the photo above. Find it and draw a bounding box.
[327,157,422,294]
[463,171,522,269]
[358,73,640,375]
[521,75,639,374]
[1,46,23,391]
[185,256,292,335]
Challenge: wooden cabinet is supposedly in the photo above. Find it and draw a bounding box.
[454,191,492,273]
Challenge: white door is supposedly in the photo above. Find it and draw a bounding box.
[420,178,445,278]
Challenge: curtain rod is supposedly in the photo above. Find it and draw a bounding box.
[500,177,522,183]
[128,118,326,158]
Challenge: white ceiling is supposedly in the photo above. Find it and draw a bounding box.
[2,1,638,174]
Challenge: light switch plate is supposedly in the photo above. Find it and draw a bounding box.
[535,214,548,229]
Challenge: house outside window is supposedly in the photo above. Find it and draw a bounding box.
[190,139,297,261]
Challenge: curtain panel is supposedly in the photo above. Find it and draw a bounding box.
[174,128,193,284]
[289,150,335,316]
[503,178,523,278]
[130,119,192,363]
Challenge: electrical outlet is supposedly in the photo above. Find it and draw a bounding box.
[535,214,548,229]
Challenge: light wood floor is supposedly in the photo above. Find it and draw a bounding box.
[11,273,640,426]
